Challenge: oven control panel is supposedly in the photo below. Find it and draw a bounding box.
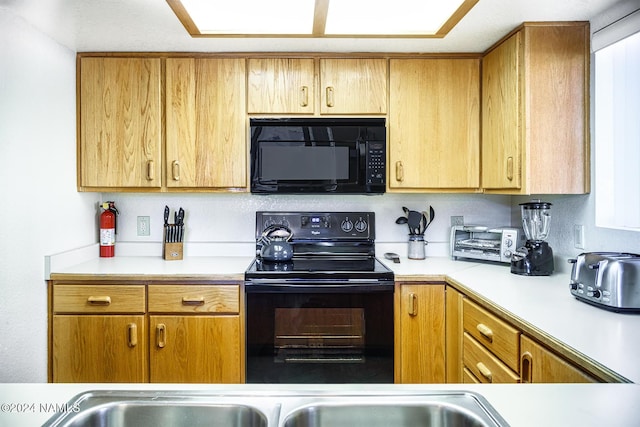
[256,211,375,240]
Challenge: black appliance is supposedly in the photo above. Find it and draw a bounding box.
[250,118,386,194]
[245,211,394,384]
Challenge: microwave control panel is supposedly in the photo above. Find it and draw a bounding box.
[366,142,386,185]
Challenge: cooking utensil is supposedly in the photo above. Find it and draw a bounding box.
[259,224,294,262]
[407,210,422,235]
[384,252,401,263]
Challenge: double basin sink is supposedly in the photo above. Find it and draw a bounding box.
[43,390,509,427]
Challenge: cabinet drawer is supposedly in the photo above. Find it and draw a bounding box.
[148,285,239,314]
[463,333,519,384]
[463,367,481,384]
[53,285,145,313]
[462,298,520,371]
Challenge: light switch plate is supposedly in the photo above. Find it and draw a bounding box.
[574,224,585,249]
[451,216,464,226]
[137,216,150,236]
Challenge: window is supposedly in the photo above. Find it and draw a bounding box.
[594,10,640,231]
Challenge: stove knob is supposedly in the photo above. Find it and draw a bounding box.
[355,218,368,233]
[341,218,354,232]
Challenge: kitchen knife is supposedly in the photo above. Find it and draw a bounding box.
[164,206,170,242]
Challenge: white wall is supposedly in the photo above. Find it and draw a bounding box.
[0,9,99,382]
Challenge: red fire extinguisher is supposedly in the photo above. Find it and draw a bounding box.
[99,201,119,257]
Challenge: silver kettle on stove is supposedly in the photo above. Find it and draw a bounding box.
[258,224,294,262]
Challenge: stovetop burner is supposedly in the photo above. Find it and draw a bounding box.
[245,211,394,285]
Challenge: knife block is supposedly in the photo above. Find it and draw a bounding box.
[163,242,183,260]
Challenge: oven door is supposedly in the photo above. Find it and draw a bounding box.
[245,284,394,383]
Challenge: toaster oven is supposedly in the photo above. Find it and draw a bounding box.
[450,225,520,264]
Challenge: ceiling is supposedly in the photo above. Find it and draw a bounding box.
[2,0,627,53]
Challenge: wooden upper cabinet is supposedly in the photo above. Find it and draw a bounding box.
[320,58,387,114]
[165,58,247,189]
[389,59,480,191]
[248,58,315,114]
[482,23,590,194]
[79,57,162,189]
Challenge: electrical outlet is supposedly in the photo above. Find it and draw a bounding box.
[137,216,150,236]
[574,224,585,249]
[451,216,464,227]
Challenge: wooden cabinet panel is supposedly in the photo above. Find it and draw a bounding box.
[462,298,520,372]
[53,285,146,313]
[389,59,480,190]
[481,33,522,190]
[395,283,445,383]
[248,58,315,114]
[165,58,247,189]
[148,284,239,314]
[320,58,387,114]
[482,23,589,194]
[463,333,519,384]
[52,315,147,382]
[521,335,596,383]
[150,315,241,383]
[79,57,162,189]
[445,286,464,383]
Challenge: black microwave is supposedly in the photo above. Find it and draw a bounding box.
[250,118,386,194]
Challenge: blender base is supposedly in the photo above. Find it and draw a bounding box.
[510,241,554,276]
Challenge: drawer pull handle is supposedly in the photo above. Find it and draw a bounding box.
[395,161,404,182]
[326,86,334,107]
[156,323,166,348]
[476,362,493,382]
[127,323,137,348]
[408,293,417,316]
[182,297,205,306]
[87,296,111,305]
[521,351,533,383]
[476,323,494,342]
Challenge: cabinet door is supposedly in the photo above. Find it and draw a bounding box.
[481,32,522,190]
[248,58,315,114]
[150,315,241,383]
[520,335,596,383]
[79,57,162,189]
[389,59,480,190]
[320,58,387,114]
[445,286,464,383]
[166,58,247,189]
[395,284,445,383]
[52,315,147,382]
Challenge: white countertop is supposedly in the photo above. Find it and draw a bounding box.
[47,247,640,384]
[2,383,639,426]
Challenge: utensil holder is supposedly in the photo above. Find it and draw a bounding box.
[408,235,427,260]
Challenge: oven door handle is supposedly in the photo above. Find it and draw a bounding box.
[245,281,394,293]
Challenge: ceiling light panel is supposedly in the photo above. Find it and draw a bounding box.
[180,0,316,34]
[325,0,466,35]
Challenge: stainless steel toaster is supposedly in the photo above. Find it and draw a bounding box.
[569,252,640,313]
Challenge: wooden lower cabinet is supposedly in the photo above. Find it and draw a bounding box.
[150,315,241,383]
[395,283,446,383]
[52,315,147,382]
[50,281,243,384]
[520,335,595,383]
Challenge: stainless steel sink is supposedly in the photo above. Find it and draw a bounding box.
[280,393,504,427]
[43,390,509,427]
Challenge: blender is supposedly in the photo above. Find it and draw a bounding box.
[511,200,554,276]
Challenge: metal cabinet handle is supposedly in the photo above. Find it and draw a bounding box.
[127,323,137,348]
[147,160,155,181]
[408,293,417,316]
[156,323,166,348]
[171,160,180,181]
[476,362,493,382]
[182,296,205,306]
[325,86,334,107]
[476,323,494,342]
[395,161,404,182]
[87,296,111,305]
[300,86,309,107]
[506,157,514,181]
[521,351,533,383]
